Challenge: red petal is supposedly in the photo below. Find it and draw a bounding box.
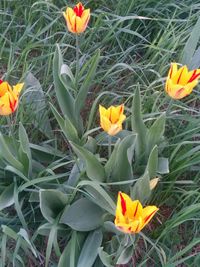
[120,192,126,216]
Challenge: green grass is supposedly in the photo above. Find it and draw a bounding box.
[0,0,200,266]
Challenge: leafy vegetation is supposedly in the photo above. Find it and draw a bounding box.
[0,0,200,266]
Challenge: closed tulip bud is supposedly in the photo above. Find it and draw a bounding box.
[0,80,24,116]
[165,63,200,99]
[149,177,159,190]
[115,192,158,234]
[63,2,90,34]
[99,104,126,136]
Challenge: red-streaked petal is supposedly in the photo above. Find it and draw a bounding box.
[120,192,126,215]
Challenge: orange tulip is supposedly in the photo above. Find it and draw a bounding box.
[0,80,24,116]
[165,63,200,99]
[99,104,126,136]
[115,192,158,234]
[63,2,90,34]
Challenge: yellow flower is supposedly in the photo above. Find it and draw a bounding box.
[0,80,24,116]
[165,63,200,99]
[115,192,159,234]
[99,104,126,136]
[63,2,90,34]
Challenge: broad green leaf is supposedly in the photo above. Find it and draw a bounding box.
[116,245,133,265]
[98,247,114,267]
[75,49,100,114]
[0,133,24,173]
[24,72,53,138]
[39,189,69,223]
[146,113,165,157]
[19,122,32,177]
[60,198,104,231]
[181,17,200,68]
[131,172,150,203]
[70,142,105,182]
[77,229,103,267]
[50,104,80,144]
[145,146,158,179]
[0,183,14,211]
[131,88,147,159]
[78,180,116,215]
[53,44,76,126]
[105,134,136,182]
[158,157,169,174]
[58,232,86,267]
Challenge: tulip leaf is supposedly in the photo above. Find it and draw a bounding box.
[116,244,134,265]
[77,229,103,267]
[145,145,158,179]
[60,198,104,231]
[50,103,81,144]
[131,87,147,160]
[58,231,86,267]
[181,16,200,68]
[19,122,32,177]
[158,157,169,174]
[75,49,100,114]
[0,133,24,173]
[78,180,116,215]
[24,72,53,138]
[105,134,136,182]
[146,113,166,157]
[0,183,15,211]
[70,142,105,182]
[39,189,69,223]
[131,172,150,203]
[53,44,76,126]
[98,247,114,267]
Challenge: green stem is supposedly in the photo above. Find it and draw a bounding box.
[108,135,112,158]
[6,115,17,152]
[166,98,174,117]
[75,34,79,89]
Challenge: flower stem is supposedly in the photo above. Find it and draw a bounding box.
[75,34,79,89]
[6,115,17,152]
[108,135,112,158]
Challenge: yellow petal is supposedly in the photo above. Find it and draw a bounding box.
[0,92,14,115]
[167,63,177,79]
[80,9,90,31]
[107,124,121,136]
[65,8,76,33]
[100,115,111,133]
[172,65,186,84]
[142,205,159,228]
[13,83,24,97]
[109,105,123,124]
[0,81,11,97]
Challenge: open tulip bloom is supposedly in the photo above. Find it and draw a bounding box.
[63,2,90,34]
[99,104,126,136]
[0,80,24,116]
[165,63,200,99]
[115,192,159,234]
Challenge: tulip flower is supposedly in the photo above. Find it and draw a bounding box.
[63,2,90,34]
[99,104,126,136]
[165,63,200,99]
[115,192,159,234]
[0,80,24,116]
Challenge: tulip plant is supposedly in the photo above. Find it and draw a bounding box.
[1,1,200,267]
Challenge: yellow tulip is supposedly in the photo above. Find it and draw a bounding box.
[115,192,159,234]
[63,2,90,34]
[165,63,200,99]
[0,80,24,116]
[99,104,126,136]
